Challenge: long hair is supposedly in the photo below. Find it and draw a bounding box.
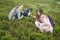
[36,8,43,18]
[36,8,44,22]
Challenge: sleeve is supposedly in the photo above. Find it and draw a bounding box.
[35,21,40,27]
[18,14,24,20]
[40,15,50,26]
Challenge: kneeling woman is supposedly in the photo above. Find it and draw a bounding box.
[31,8,53,33]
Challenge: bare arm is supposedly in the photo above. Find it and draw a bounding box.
[30,15,36,19]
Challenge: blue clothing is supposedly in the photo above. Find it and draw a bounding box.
[23,10,29,16]
[22,8,32,16]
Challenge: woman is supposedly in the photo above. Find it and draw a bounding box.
[31,8,53,33]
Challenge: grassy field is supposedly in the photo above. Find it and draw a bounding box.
[0,0,60,40]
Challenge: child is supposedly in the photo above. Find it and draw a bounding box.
[22,8,32,17]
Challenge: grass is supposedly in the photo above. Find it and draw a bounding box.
[0,0,60,40]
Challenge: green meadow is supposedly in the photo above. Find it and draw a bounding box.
[0,0,60,40]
